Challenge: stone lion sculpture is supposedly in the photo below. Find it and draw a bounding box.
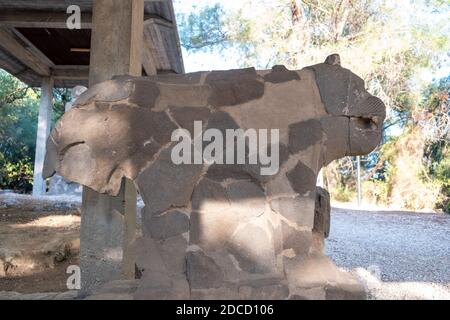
[44,54,385,299]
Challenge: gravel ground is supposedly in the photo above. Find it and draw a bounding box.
[326,207,450,299]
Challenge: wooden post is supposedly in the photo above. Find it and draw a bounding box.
[79,0,144,297]
[32,76,53,196]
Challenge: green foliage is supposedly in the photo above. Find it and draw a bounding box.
[0,71,40,192]
[434,157,450,186]
[362,180,390,205]
[332,186,356,203]
[0,69,69,193]
[0,159,34,192]
[421,76,449,212]
[178,4,228,51]
[0,71,31,108]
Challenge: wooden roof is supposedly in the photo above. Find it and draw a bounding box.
[0,0,184,88]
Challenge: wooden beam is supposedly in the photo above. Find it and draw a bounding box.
[143,20,171,72]
[0,10,92,29]
[144,14,173,28]
[0,10,170,29]
[51,65,89,80]
[0,0,167,10]
[167,0,185,73]
[0,27,51,76]
[10,28,55,67]
[0,1,93,11]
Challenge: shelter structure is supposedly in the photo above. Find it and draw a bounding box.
[0,0,184,196]
[0,0,184,295]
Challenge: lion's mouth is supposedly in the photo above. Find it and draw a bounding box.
[353,115,383,131]
[351,96,386,131]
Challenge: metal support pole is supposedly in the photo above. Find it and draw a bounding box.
[356,156,362,207]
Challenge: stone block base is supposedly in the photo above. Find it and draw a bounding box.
[86,253,366,300]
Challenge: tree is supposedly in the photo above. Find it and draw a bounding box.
[0,70,39,192]
[0,70,68,192]
[177,0,450,212]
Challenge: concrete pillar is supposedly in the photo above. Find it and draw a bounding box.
[79,0,144,297]
[32,77,53,197]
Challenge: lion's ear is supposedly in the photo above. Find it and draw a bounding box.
[325,54,341,66]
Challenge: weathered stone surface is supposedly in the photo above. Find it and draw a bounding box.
[133,237,169,283]
[284,252,366,295]
[223,69,326,146]
[320,116,349,165]
[155,71,203,85]
[227,222,276,274]
[91,280,139,299]
[314,187,331,238]
[239,283,289,300]
[73,78,133,106]
[307,56,385,158]
[45,105,178,195]
[205,142,289,183]
[244,143,290,183]
[206,164,255,181]
[158,84,211,109]
[143,208,189,240]
[136,147,203,214]
[158,235,188,276]
[134,274,190,300]
[169,106,211,135]
[324,53,341,66]
[44,55,385,299]
[133,275,190,300]
[289,287,326,300]
[192,177,230,212]
[286,162,317,196]
[86,293,134,300]
[226,180,266,219]
[206,68,265,107]
[132,238,190,299]
[191,284,238,300]
[263,65,301,84]
[269,195,315,228]
[128,78,160,108]
[349,115,383,155]
[190,210,240,249]
[47,56,384,197]
[0,291,78,300]
[307,63,367,117]
[281,221,313,255]
[186,249,224,289]
[289,119,323,154]
[190,178,240,248]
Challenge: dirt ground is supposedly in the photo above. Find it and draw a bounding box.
[0,207,80,293]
